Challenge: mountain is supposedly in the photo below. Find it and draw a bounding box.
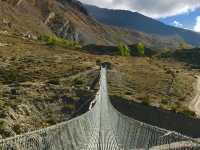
[85,4,200,46]
[0,0,182,49]
[0,0,199,139]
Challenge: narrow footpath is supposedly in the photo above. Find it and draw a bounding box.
[189,76,200,116]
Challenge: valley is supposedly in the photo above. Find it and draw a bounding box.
[0,0,200,141]
[0,31,199,138]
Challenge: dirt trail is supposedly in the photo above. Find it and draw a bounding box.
[189,76,200,116]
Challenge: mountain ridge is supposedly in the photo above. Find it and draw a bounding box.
[0,0,199,139]
[85,4,200,46]
[0,0,183,49]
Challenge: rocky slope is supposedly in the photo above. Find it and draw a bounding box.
[0,0,199,139]
[0,32,198,138]
[0,33,100,138]
[85,4,200,46]
[0,0,182,49]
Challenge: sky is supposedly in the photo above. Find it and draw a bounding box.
[79,0,200,32]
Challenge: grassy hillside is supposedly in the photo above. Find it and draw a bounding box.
[0,33,100,138]
[0,0,182,49]
[85,4,200,46]
[0,31,198,138]
[0,0,199,139]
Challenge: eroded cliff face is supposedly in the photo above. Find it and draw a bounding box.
[0,0,184,48]
[45,12,80,42]
[0,0,83,42]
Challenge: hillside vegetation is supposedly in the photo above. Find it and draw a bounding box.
[0,31,198,138]
[85,4,200,46]
[0,0,182,49]
[0,0,199,139]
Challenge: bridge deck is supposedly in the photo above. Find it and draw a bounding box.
[0,67,199,150]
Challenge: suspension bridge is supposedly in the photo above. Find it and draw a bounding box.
[0,67,199,149]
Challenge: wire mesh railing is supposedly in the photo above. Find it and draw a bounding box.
[0,66,199,150]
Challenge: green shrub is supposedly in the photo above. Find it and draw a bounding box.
[73,77,85,86]
[37,35,49,42]
[62,104,76,112]
[38,35,80,48]
[180,108,196,117]
[125,91,132,95]
[96,59,101,66]
[0,120,7,129]
[13,124,21,134]
[161,99,168,105]
[48,78,60,85]
[161,48,172,58]
[137,42,145,56]
[46,36,57,46]
[0,120,11,137]
[0,69,29,84]
[179,42,190,49]
[46,117,57,125]
[142,100,150,106]
[11,88,17,95]
[117,42,130,56]
[140,96,151,106]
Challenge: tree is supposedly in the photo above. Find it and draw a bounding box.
[179,42,190,49]
[117,42,130,56]
[137,42,145,56]
[161,48,171,58]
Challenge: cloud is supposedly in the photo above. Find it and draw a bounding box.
[80,0,200,18]
[173,20,183,28]
[194,16,200,32]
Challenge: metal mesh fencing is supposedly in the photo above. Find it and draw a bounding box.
[0,67,199,150]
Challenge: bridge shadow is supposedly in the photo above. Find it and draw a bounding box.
[110,95,200,138]
[82,44,117,56]
[82,44,156,57]
[172,48,200,69]
[71,71,100,118]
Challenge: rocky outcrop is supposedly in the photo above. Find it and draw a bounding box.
[0,43,9,47]
[2,18,12,28]
[22,31,38,40]
[57,21,79,41]
[45,12,80,42]
[0,0,184,49]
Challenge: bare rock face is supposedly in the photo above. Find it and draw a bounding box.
[0,42,9,47]
[56,21,80,41]
[0,0,183,50]
[22,31,38,40]
[2,18,12,28]
[46,12,80,42]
